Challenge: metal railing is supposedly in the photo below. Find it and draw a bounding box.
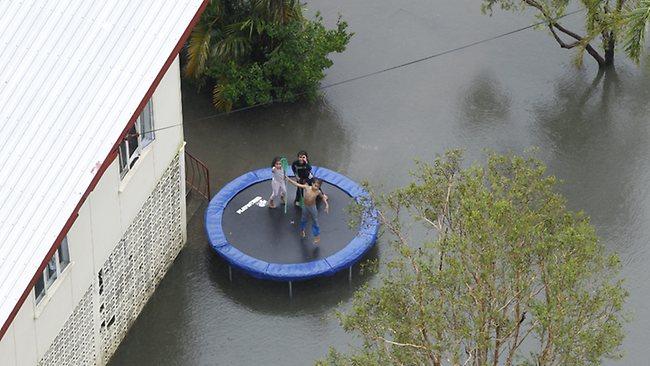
[185,150,210,200]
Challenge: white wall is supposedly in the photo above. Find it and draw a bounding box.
[0,325,16,366]
[0,56,187,366]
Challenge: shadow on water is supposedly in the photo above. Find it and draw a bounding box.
[533,68,621,155]
[203,243,380,316]
[531,66,650,247]
[451,68,524,159]
[458,70,511,129]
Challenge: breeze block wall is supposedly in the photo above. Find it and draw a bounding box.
[37,288,95,366]
[38,152,184,365]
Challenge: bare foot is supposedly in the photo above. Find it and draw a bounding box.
[314,236,320,244]
[268,201,275,209]
[300,230,306,238]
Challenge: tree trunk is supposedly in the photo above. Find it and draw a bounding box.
[603,31,615,67]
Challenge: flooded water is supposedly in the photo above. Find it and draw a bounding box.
[110,0,650,364]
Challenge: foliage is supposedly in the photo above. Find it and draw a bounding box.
[623,0,650,62]
[319,151,628,366]
[481,0,650,67]
[185,0,351,111]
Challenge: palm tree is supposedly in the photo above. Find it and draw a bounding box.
[185,1,224,80]
[185,0,302,80]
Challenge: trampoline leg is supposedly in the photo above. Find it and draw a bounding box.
[289,281,293,298]
[229,266,232,282]
[348,266,352,285]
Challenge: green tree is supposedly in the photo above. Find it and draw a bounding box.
[184,0,351,111]
[481,0,650,68]
[320,151,627,366]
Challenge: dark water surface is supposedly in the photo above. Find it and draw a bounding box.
[110,0,650,364]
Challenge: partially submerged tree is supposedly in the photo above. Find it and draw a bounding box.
[481,0,650,68]
[184,0,351,111]
[320,151,627,366]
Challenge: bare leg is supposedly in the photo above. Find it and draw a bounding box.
[300,206,308,238]
[307,205,320,244]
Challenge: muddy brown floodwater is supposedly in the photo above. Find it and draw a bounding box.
[110,0,650,364]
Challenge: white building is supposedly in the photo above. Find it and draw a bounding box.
[0,0,207,364]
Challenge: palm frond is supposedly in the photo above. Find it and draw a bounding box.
[203,0,223,27]
[224,21,246,36]
[253,0,301,23]
[212,84,233,112]
[624,0,650,63]
[185,23,212,79]
[216,36,252,60]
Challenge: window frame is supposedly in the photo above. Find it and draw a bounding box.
[34,237,71,304]
[118,99,155,179]
[139,99,155,148]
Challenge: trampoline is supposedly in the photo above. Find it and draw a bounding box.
[205,166,379,282]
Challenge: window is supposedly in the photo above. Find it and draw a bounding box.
[35,237,71,304]
[118,99,155,178]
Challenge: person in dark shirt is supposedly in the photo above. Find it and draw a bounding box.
[291,150,312,206]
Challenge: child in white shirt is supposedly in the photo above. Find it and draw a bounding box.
[269,157,287,209]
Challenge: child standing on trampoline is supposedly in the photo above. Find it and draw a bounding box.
[269,157,287,209]
[291,151,312,206]
[287,177,329,244]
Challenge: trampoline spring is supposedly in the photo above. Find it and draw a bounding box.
[229,265,232,282]
[289,281,293,298]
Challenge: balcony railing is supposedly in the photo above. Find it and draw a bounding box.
[184,150,210,200]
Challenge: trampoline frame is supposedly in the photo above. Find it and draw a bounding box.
[205,166,379,282]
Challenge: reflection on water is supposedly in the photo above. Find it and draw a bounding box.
[459,71,511,128]
[532,68,650,247]
[204,244,380,316]
[531,66,650,365]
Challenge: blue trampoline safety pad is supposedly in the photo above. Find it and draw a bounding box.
[205,166,379,281]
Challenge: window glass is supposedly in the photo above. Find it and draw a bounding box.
[126,125,139,159]
[45,256,57,286]
[140,100,155,147]
[59,237,70,270]
[118,142,129,176]
[35,275,45,302]
[118,98,154,179]
[34,236,70,304]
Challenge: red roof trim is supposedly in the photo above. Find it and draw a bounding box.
[0,0,209,342]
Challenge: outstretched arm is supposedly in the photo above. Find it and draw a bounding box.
[286,177,309,189]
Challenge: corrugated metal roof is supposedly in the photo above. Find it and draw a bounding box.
[0,0,206,336]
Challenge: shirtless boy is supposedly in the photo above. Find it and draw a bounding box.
[287,178,329,244]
